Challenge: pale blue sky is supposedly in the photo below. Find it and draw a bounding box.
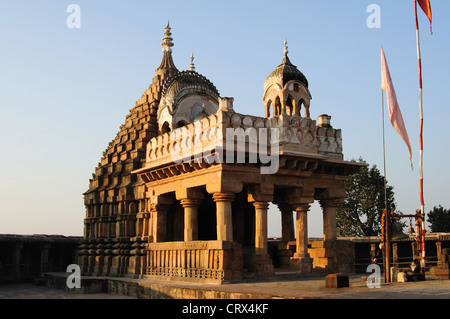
[0,1,449,237]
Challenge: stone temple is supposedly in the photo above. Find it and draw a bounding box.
[78,22,363,283]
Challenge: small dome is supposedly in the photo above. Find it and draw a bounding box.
[161,70,219,104]
[262,40,312,119]
[264,55,308,92]
[158,70,220,131]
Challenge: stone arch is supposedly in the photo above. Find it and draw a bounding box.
[295,98,305,117]
[286,95,294,116]
[274,96,282,116]
[161,121,171,134]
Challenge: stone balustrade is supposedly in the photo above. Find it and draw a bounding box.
[143,109,343,173]
[145,240,242,283]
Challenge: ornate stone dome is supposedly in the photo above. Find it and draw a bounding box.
[161,70,220,109]
[263,54,309,92]
[157,60,220,132]
[262,39,312,118]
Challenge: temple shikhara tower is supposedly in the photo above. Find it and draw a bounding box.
[78,23,363,283]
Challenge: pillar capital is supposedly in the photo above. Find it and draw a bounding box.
[180,198,202,208]
[319,198,341,208]
[149,193,174,206]
[292,204,311,213]
[149,203,171,213]
[253,201,270,210]
[286,187,315,206]
[247,184,274,203]
[315,187,346,202]
[176,188,204,201]
[212,192,235,202]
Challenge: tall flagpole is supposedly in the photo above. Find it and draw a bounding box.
[381,88,390,283]
[414,0,426,272]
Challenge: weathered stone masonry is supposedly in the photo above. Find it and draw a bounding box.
[78,23,365,284]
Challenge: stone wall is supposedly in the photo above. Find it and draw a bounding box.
[0,234,82,283]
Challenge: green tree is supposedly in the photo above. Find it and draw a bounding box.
[337,158,396,237]
[427,206,450,232]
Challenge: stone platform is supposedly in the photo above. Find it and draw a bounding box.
[17,271,450,299]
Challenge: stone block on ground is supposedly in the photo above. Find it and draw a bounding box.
[325,273,349,288]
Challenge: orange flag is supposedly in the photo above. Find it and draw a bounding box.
[417,0,432,25]
[381,46,413,168]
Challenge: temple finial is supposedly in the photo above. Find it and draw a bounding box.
[283,38,288,56]
[189,51,195,71]
[161,20,174,52]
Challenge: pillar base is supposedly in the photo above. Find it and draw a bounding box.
[289,256,313,273]
[247,253,275,276]
[278,249,294,268]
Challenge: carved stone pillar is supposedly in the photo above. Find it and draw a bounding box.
[180,199,202,241]
[213,193,235,241]
[293,204,310,259]
[253,201,269,255]
[319,199,339,243]
[176,188,204,242]
[290,204,313,273]
[278,203,295,242]
[285,187,314,273]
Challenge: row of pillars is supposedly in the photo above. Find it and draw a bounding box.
[9,243,59,280]
[139,186,340,265]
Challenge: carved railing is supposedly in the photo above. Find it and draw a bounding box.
[139,108,344,180]
[145,240,241,282]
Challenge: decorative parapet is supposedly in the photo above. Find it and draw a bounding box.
[139,103,344,176]
[316,114,343,159]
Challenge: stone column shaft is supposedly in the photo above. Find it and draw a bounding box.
[213,193,235,241]
[279,203,295,242]
[320,199,339,243]
[180,199,201,242]
[254,202,269,255]
[293,204,310,258]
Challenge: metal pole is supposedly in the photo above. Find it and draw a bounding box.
[381,86,390,283]
[414,0,426,274]
[385,209,391,283]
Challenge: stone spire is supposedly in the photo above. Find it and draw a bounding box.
[283,38,288,57]
[156,20,178,74]
[189,52,195,71]
[161,20,174,52]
